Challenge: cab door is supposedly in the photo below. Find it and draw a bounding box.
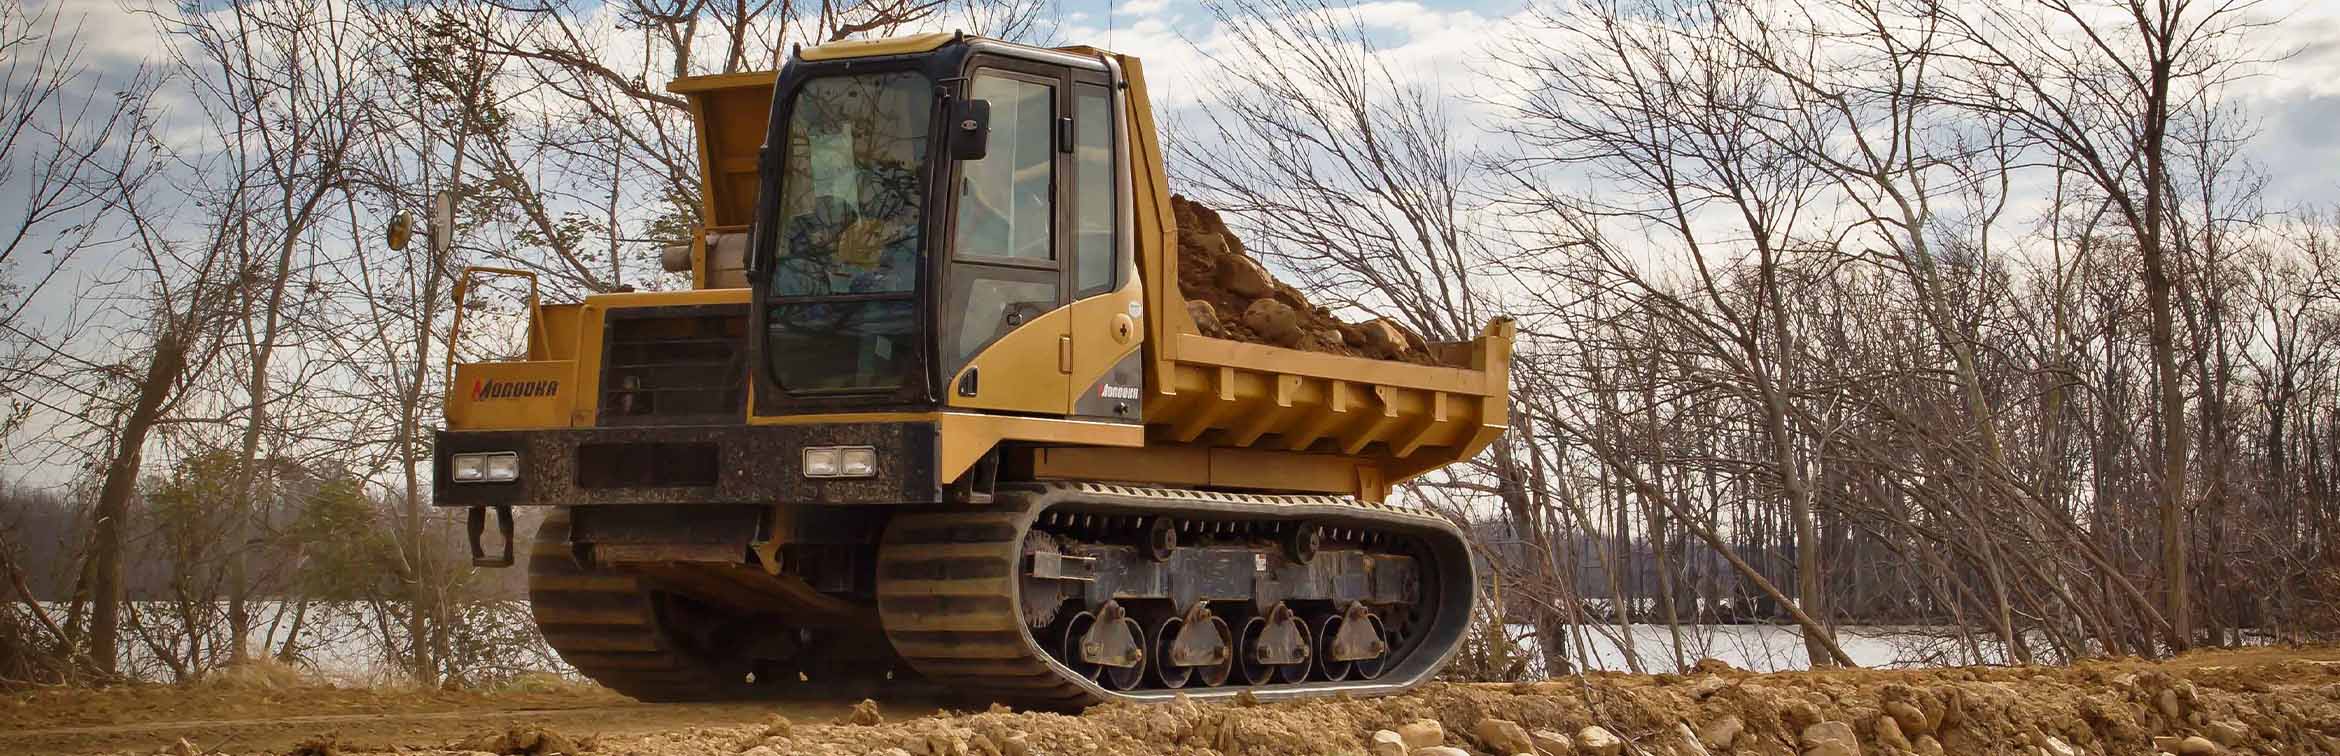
[942,65,1073,415]
[1062,74,1145,423]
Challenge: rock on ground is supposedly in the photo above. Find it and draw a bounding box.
[59,646,2340,756]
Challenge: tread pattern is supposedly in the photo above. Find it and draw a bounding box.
[875,482,1475,710]
[527,512,757,701]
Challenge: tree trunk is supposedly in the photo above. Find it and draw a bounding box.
[89,328,191,678]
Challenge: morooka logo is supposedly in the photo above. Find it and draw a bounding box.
[474,378,559,400]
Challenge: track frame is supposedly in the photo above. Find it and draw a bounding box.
[875,482,1476,709]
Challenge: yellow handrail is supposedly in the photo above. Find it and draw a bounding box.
[446,266,548,384]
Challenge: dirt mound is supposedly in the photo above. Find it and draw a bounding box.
[594,648,2340,756]
[50,646,2340,756]
[1172,195,1442,366]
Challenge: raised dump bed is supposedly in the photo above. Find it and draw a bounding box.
[1111,75,1515,495]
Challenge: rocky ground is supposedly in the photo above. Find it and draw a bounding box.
[7,646,2337,756]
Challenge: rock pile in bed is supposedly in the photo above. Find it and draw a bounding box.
[1170,195,1443,366]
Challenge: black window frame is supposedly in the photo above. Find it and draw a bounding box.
[748,46,972,415]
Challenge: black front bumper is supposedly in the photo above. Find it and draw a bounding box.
[431,422,941,508]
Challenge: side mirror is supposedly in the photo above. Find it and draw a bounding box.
[950,98,991,161]
[386,210,413,251]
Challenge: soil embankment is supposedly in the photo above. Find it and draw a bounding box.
[12,646,2339,755]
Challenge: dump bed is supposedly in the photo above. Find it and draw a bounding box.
[1117,57,1514,487]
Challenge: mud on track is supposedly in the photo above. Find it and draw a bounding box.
[9,646,2338,756]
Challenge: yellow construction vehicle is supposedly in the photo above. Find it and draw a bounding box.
[433,32,1514,707]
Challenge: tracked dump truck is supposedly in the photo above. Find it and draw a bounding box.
[432,32,1514,708]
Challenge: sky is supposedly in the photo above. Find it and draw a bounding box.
[1047,0,2340,209]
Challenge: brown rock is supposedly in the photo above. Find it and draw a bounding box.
[760,714,794,738]
[1800,721,1862,756]
[1883,700,1930,737]
[1186,299,1222,336]
[839,698,884,726]
[1398,719,1447,749]
[1692,657,1737,674]
[1475,719,1536,755]
[1694,716,1742,750]
[1369,730,1410,756]
[1411,748,1471,756]
[1672,723,1711,756]
[1217,253,1275,299]
[1354,318,1410,355]
[999,733,1030,756]
[1576,726,1622,756]
[2176,736,2220,755]
[1531,729,1575,755]
[1874,715,1912,752]
[1782,701,1825,732]
[2158,688,2186,721]
[2205,720,2250,746]
[1243,299,1304,346]
[1912,735,1944,756]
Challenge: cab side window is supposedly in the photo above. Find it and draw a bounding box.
[1072,85,1115,296]
[954,74,1056,262]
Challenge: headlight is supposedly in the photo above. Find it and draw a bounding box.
[840,447,877,477]
[803,447,841,477]
[803,446,876,478]
[452,451,520,483]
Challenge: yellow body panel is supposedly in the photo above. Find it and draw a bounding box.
[1063,278,1146,409]
[448,360,578,430]
[1028,446,1381,501]
[444,288,751,430]
[947,303,1073,416]
[800,32,955,61]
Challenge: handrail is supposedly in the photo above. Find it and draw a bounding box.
[446,266,548,384]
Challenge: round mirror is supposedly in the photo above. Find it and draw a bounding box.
[386,210,413,251]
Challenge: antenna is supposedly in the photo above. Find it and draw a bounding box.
[1108,0,1115,48]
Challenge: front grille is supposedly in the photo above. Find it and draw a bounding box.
[599,305,749,424]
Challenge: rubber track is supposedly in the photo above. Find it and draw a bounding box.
[526,511,760,702]
[875,482,1476,710]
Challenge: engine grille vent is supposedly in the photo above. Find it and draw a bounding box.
[599,305,748,425]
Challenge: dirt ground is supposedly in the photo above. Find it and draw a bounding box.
[9,646,2339,756]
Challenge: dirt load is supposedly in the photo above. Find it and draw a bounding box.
[1172,195,1443,366]
[38,646,2340,756]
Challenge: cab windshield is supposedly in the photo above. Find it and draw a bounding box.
[766,71,931,393]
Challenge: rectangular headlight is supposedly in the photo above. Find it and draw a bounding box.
[803,446,877,478]
[840,447,877,477]
[803,447,840,477]
[452,452,519,483]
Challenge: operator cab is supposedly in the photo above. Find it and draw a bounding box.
[749,34,1138,421]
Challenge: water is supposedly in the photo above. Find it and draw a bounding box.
[54,600,2012,684]
[1507,623,2016,674]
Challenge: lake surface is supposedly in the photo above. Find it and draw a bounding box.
[65,601,2019,683]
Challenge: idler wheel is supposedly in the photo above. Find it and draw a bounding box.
[1352,612,1390,680]
[1312,612,1351,682]
[1236,616,1274,685]
[1059,612,1100,680]
[1149,615,1191,689]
